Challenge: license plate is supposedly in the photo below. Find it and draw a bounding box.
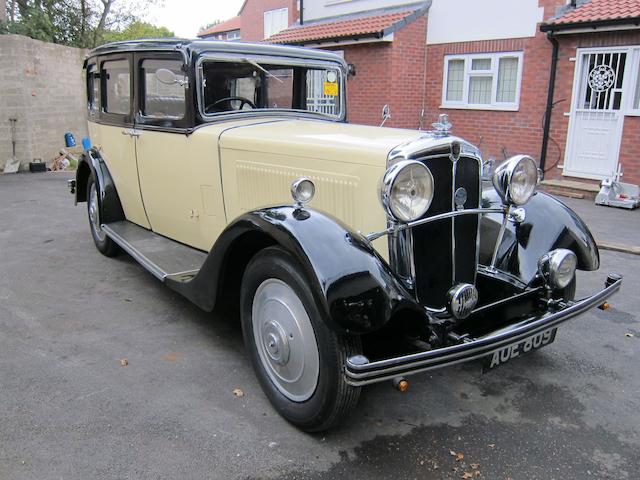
[483,328,557,372]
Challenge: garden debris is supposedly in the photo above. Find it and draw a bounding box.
[51,149,79,171]
[625,333,634,338]
[233,388,244,397]
[3,118,20,174]
[120,358,129,366]
[450,450,465,461]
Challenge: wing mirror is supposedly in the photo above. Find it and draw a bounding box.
[155,68,188,87]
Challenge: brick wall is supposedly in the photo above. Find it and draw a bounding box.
[327,15,428,129]
[240,0,298,42]
[0,34,88,171]
[548,30,640,185]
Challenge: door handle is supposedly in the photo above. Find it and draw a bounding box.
[121,128,142,137]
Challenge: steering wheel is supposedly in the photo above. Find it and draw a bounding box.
[206,96,256,113]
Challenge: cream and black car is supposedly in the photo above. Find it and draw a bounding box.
[70,39,621,431]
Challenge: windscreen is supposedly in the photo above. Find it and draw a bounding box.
[201,59,343,118]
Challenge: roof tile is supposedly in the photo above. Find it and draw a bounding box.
[198,16,241,37]
[547,0,640,25]
[264,9,417,44]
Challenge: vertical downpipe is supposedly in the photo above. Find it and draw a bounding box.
[540,32,559,177]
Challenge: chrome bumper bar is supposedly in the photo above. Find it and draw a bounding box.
[344,274,622,386]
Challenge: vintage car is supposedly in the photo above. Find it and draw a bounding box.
[70,39,621,432]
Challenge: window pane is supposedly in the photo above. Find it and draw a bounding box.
[264,8,288,38]
[87,64,99,114]
[446,60,464,102]
[497,57,518,103]
[103,60,130,115]
[306,69,339,115]
[471,58,491,70]
[142,59,186,119]
[266,69,293,108]
[468,76,492,104]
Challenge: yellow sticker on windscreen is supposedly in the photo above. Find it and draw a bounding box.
[324,82,338,96]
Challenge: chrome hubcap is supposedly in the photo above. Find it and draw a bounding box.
[252,279,319,402]
[89,184,106,242]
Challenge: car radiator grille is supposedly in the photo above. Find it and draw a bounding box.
[411,155,481,308]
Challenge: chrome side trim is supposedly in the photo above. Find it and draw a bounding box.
[366,207,505,242]
[344,276,622,386]
[102,224,167,280]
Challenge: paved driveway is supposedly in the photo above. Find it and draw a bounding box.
[1,172,638,479]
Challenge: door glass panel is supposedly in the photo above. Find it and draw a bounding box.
[580,52,626,111]
[141,59,186,119]
[103,60,131,115]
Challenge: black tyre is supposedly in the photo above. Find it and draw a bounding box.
[240,246,361,432]
[87,175,120,257]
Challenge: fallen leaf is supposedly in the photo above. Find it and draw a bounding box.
[474,471,481,478]
[488,444,495,448]
[625,333,634,338]
[456,452,465,461]
[162,352,181,361]
[120,358,128,366]
[462,473,473,479]
[233,388,244,397]
[471,463,480,469]
[450,450,457,456]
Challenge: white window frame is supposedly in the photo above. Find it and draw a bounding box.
[621,47,640,116]
[264,7,289,39]
[441,51,524,111]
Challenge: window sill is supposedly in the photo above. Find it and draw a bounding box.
[439,104,519,112]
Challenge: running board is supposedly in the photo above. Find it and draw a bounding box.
[101,221,207,282]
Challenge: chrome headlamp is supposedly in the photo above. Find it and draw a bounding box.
[538,249,577,290]
[492,155,538,206]
[380,160,434,222]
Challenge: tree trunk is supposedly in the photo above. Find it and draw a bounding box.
[92,0,113,48]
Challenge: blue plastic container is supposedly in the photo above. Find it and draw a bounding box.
[64,132,76,148]
[82,137,91,151]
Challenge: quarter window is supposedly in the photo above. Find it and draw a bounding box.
[87,63,99,114]
[264,8,288,39]
[442,52,523,110]
[102,59,131,115]
[141,59,186,119]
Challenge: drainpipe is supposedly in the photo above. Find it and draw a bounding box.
[539,31,559,178]
[300,0,304,25]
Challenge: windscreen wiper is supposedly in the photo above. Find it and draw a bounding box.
[243,58,284,84]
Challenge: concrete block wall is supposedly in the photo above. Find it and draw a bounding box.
[0,34,88,171]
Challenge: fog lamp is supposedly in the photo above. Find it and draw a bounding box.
[291,177,315,206]
[538,249,577,290]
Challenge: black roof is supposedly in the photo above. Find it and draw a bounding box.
[87,38,346,64]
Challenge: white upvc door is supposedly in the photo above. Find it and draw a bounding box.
[564,48,632,180]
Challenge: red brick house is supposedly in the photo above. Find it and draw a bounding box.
[199,0,640,186]
[198,16,242,41]
[198,0,298,42]
[540,0,640,185]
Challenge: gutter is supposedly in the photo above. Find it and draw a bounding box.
[539,31,559,178]
[541,16,640,33]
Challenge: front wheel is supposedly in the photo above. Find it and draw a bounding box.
[240,246,361,432]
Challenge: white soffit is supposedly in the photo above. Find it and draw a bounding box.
[427,0,544,45]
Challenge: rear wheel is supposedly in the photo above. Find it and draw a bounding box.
[240,246,361,432]
[87,175,120,257]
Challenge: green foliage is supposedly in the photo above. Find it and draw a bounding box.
[1,0,172,48]
[102,21,174,43]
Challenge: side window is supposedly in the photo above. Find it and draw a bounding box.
[102,59,131,115]
[141,59,186,119]
[87,63,99,115]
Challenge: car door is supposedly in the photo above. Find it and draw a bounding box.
[134,53,226,252]
[90,54,150,229]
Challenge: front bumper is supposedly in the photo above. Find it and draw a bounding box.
[345,274,622,386]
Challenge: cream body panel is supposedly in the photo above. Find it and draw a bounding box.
[218,119,423,258]
[88,121,150,228]
[135,127,226,251]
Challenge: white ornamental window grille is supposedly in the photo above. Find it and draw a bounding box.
[579,52,626,111]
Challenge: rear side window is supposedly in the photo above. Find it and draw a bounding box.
[102,60,131,115]
[141,59,186,119]
[86,63,99,115]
